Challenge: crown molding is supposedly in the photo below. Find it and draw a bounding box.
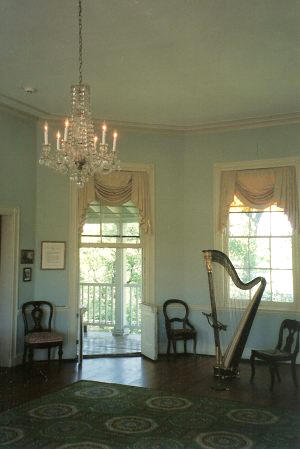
[0,101,38,122]
[183,112,300,134]
[1,93,300,134]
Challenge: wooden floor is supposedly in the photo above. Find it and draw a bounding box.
[83,331,141,355]
[0,355,299,413]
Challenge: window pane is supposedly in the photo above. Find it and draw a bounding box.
[124,248,142,284]
[229,212,249,236]
[250,269,271,301]
[271,238,292,269]
[80,248,116,283]
[249,212,270,236]
[228,238,249,269]
[249,238,270,268]
[122,223,140,244]
[271,212,292,236]
[229,269,250,300]
[271,270,293,302]
[101,223,118,243]
[102,223,118,236]
[123,248,142,332]
[82,223,100,236]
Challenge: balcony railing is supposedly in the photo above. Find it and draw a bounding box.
[80,282,142,333]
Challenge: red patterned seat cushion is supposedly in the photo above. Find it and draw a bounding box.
[25,332,63,344]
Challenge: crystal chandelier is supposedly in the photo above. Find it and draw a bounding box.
[39,0,120,187]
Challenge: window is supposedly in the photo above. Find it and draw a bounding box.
[228,196,294,304]
[215,159,300,310]
[81,201,141,245]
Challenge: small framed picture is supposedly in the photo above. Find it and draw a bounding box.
[21,249,34,264]
[41,241,66,270]
[23,267,32,282]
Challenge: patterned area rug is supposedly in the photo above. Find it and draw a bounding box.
[0,380,299,449]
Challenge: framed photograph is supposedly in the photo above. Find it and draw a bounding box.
[41,241,66,270]
[23,267,32,282]
[21,249,34,264]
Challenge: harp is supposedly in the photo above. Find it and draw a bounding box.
[203,249,266,378]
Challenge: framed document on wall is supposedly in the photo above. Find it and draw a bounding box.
[41,241,66,270]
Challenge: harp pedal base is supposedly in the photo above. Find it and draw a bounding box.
[213,366,239,379]
[210,366,239,392]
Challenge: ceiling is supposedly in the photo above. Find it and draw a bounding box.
[0,0,299,129]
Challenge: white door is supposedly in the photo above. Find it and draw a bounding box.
[141,303,158,360]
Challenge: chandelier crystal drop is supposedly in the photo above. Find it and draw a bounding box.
[39,0,120,187]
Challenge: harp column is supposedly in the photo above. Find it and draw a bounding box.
[203,250,222,369]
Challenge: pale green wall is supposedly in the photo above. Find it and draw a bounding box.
[33,121,300,358]
[34,129,70,306]
[0,108,36,303]
[120,131,185,301]
[0,108,37,356]
[2,106,299,361]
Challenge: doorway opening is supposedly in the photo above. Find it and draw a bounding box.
[79,201,142,356]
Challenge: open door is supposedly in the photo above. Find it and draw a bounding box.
[141,303,158,360]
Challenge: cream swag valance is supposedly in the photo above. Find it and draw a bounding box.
[219,166,299,233]
[79,171,152,234]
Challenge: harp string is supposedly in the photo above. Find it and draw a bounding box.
[218,272,246,360]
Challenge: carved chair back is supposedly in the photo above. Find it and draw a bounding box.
[22,301,53,335]
[163,299,194,336]
[276,319,300,357]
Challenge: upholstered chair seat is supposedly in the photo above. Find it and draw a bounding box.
[25,332,63,345]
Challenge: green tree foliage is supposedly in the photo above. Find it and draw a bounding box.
[80,248,116,283]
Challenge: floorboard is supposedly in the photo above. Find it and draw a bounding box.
[0,355,299,413]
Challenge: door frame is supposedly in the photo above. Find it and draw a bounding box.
[0,207,20,366]
[68,163,155,358]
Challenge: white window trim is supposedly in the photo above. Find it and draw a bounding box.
[214,157,300,313]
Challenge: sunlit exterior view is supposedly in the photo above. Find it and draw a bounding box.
[228,196,293,303]
[80,201,143,344]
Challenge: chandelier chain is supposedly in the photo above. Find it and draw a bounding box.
[39,0,120,186]
[78,0,83,84]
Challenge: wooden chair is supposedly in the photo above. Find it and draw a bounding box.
[22,301,63,366]
[250,319,300,391]
[163,299,197,356]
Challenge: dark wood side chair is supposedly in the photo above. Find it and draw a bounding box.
[163,299,197,356]
[250,319,300,391]
[22,301,63,366]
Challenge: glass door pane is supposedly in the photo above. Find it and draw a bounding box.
[123,248,143,333]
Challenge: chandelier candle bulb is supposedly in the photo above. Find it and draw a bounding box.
[94,136,98,149]
[113,132,117,152]
[64,119,69,141]
[101,123,107,144]
[44,122,48,145]
[56,131,60,150]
